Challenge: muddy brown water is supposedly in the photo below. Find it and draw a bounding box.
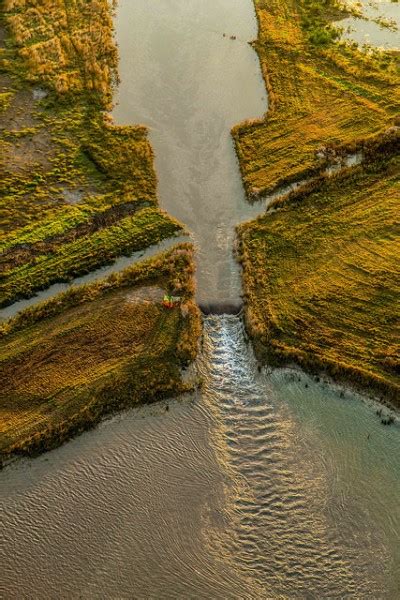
[1,1,400,598]
[1,316,399,598]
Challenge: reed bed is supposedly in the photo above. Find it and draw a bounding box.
[1,0,164,286]
[238,144,400,403]
[0,244,201,465]
[233,0,399,198]
[0,0,202,464]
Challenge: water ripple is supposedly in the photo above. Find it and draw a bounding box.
[1,316,399,598]
[198,315,391,598]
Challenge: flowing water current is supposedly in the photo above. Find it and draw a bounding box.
[1,317,400,597]
[1,1,400,598]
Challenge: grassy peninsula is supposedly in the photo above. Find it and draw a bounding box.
[237,0,399,403]
[0,244,201,465]
[239,145,400,402]
[233,0,399,198]
[0,0,183,306]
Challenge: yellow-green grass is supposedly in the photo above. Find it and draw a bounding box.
[0,206,183,307]
[1,0,166,288]
[0,1,201,465]
[0,192,142,254]
[233,0,400,198]
[238,151,400,404]
[2,0,118,106]
[0,102,157,233]
[0,244,201,464]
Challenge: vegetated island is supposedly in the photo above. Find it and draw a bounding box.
[0,0,201,465]
[235,0,399,404]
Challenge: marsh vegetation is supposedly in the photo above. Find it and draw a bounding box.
[233,0,399,197]
[0,0,198,459]
[235,0,399,402]
[0,244,200,464]
[0,0,183,305]
[239,143,400,402]
[0,0,398,462]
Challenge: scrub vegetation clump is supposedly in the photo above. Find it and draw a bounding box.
[238,140,400,403]
[2,0,118,105]
[1,0,179,303]
[0,244,201,465]
[233,0,400,198]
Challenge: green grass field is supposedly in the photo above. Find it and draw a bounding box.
[238,146,400,402]
[1,0,181,300]
[0,244,201,464]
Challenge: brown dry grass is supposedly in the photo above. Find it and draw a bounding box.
[3,0,118,105]
[238,147,400,403]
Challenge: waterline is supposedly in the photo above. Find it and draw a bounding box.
[1,315,399,597]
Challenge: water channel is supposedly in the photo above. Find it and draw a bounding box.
[1,1,400,598]
[112,0,267,308]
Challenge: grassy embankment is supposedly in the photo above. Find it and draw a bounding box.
[236,0,400,402]
[233,0,399,197]
[239,144,400,403]
[0,0,183,306]
[0,244,201,465]
[0,0,202,463]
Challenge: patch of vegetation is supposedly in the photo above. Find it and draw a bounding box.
[0,206,183,306]
[233,0,400,198]
[0,0,202,464]
[0,244,201,465]
[0,194,146,258]
[2,0,118,105]
[237,143,400,404]
[0,0,166,283]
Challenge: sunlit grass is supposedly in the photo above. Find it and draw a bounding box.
[238,148,400,402]
[233,0,399,198]
[0,207,183,306]
[0,0,166,284]
[0,244,201,464]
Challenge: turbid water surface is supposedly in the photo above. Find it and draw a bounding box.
[1,317,399,598]
[112,0,267,308]
[1,1,400,598]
